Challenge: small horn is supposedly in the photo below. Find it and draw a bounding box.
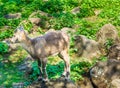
[17,25,24,31]
[20,25,24,30]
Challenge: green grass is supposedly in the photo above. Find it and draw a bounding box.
[0,63,25,87]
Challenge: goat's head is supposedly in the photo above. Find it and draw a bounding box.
[11,25,26,43]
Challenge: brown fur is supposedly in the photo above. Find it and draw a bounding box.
[11,26,70,81]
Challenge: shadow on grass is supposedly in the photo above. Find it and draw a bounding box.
[47,61,64,79]
[0,62,25,87]
[0,49,27,87]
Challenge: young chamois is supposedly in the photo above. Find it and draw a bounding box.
[11,25,70,81]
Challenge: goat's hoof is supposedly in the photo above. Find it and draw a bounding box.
[42,78,49,83]
[60,75,70,81]
[61,74,66,78]
[37,76,43,81]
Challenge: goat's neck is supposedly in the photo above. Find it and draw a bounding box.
[21,35,32,51]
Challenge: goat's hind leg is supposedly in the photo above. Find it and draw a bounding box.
[41,58,48,82]
[59,50,70,79]
[37,59,43,81]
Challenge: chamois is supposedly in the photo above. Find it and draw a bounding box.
[11,25,70,81]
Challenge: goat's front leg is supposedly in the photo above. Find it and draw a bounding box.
[42,58,48,81]
[59,50,70,79]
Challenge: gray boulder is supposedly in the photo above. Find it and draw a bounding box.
[77,77,93,88]
[18,56,34,75]
[96,23,119,54]
[29,10,49,18]
[71,7,80,15]
[4,13,21,19]
[90,59,120,88]
[29,18,41,25]
[74,35,101,59]
[108,43,120,60]
[27,78,78,88]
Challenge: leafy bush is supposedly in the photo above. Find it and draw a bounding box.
[71,61,92,81]
[40,0,64,14]
[75,19,98,39]
[0,29,13,40]
[49,12,75,29]
[40,0,81,14]
[47,61,64,79]
[105,39,114,50]
[0,42,9,55]
[29,61,40,80]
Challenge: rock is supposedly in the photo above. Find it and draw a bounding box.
[4,13,21,19]
[29,18,41,25]
[108,43,120,60]
[94,9,101,16]
[27,78,78,88]
[28,10,51,29]
[12,82,24,88]
[74,35,101,59]
[96,23,120,54]
[61,27,76,36]
[71,7,80,15]
[111,79,120,88]
[90,59,120,88]
[77,77,93,88]
[29,10,49,18]
[18,56,34,75]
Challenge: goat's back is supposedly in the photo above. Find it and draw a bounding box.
[31,31,70,57]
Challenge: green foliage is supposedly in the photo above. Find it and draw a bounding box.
[0,29,13,40]
[49,12,75,29]
[47,61,64,79]
[98,1,120,26]
[0,18,8,26]
[75,19,98,39]
[71,61,92,81]
[40,0,64,14]
[23,22,33,32]
[29,61,40,80]
[105,39,114,50]
[28,60,92,81]
[98,56,107,62]
[0,42,9,55]
[81,0,106,9]
[0,62,25,87]
[28,61,64,80]
[40,0,81,14]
